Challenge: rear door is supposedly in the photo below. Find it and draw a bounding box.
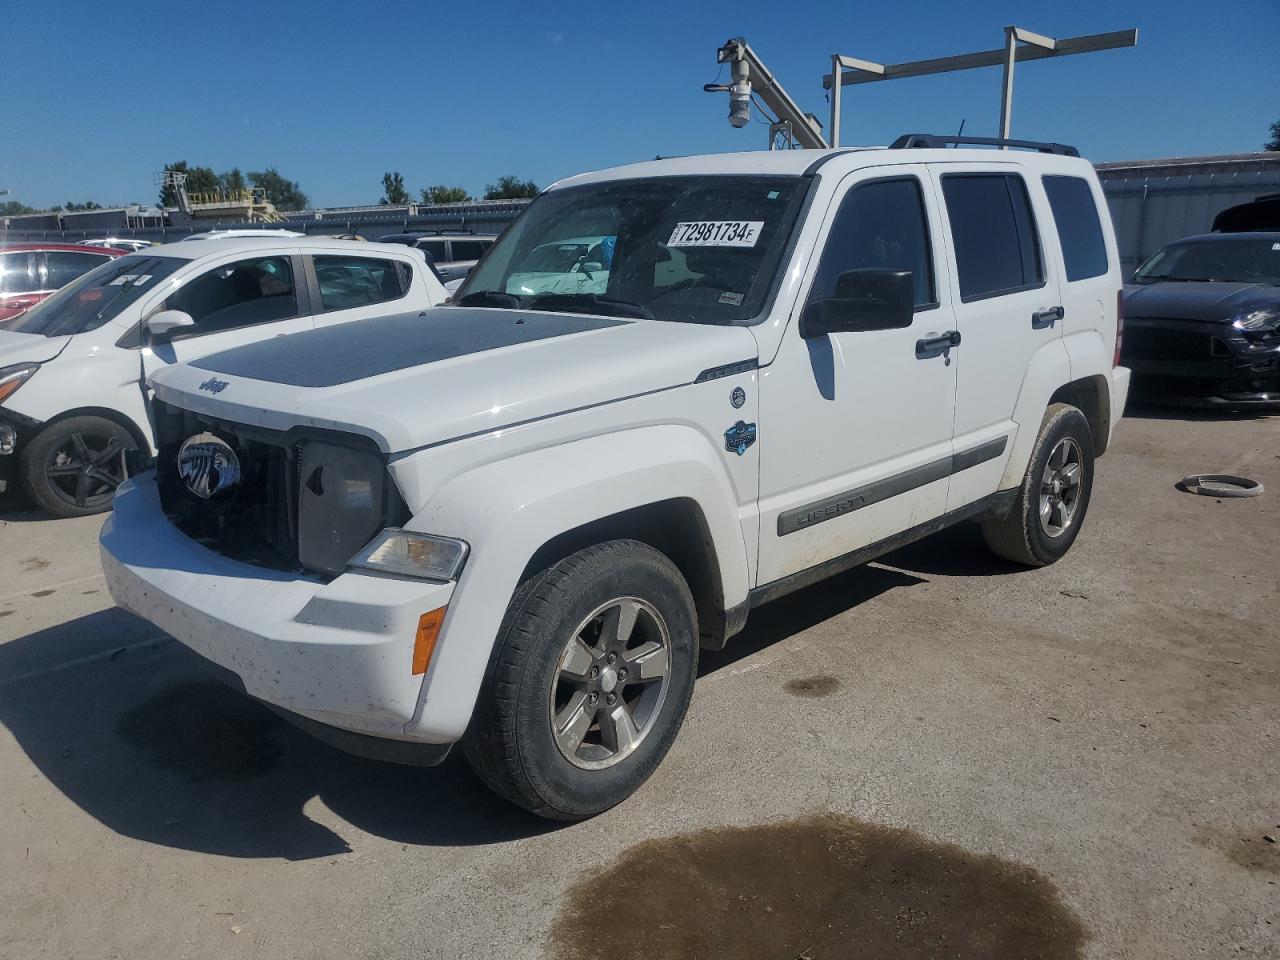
[928,163,1064,512]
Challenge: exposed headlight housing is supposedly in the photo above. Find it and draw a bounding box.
[1232,306,1280,336]
[0,363,39,406]
[349,529,469,582]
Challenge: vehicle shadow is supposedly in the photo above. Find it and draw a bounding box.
[700,562,925,676]
[1,540,941,860]
[0,491,56,523]
[1123,400,1275,423]
[0,609,556,861]
[876,521,1026,578]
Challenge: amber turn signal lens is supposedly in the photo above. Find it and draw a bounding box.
[412,607,447,675]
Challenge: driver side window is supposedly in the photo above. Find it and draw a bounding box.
[166,256,299,338]
[808,177,937,312]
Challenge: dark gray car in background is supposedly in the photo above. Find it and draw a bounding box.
[1120,232,1280,407]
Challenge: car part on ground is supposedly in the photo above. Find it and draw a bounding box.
[1176,474,1264,498]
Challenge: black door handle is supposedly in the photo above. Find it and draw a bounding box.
[915,330,961,359]
[1032,305,1064,329]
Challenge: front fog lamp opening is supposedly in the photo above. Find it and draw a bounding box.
[349,529,469,582]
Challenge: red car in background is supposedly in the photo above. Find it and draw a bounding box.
[0,243,129,322]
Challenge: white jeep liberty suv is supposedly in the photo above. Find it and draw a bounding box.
[101,135,1130,820]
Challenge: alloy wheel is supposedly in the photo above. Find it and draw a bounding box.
[1039,437,1083,538]
[47,431,131,509]
[548,597,672,770]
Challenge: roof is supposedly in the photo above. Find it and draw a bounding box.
[1162,232,1280,244]
[138,235,434,261]
[0,242,129,254]
[550,145,1091,190]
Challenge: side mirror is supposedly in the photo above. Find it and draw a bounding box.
[801,268,914,338]
[143,309,195,342]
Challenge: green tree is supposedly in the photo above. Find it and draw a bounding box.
[484,175,539,200]
[419,185,471,204]
[1265,119,1280,152]
[380,171,410,205]
[1,200,36,216]
[249,166,308,210]
[62,200,103,211]
[219,167,247,196]
[159,161,218,205]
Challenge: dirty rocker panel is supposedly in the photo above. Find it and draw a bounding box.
[752,489,1017,608]
[776,436,1008,535]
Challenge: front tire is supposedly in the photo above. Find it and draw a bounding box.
[462,540,698,821]
[19,416,136,518]
[981,403,1095,566]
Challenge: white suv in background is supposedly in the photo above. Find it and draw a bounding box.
[102,136,1129,819]
[0,237,446,516]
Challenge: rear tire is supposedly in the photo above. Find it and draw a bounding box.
[981,403,1094,567]
[462,540,698,821]
[20,416,136,518]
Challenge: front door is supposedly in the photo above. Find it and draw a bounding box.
[756,166,958,587]
[141,252,314,381]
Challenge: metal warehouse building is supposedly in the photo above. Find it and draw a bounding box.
[1097,152,1280,275]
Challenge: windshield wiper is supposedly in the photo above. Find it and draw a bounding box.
[526,293,654,321]
[1141,275,1217,283]
[456,290,523,309]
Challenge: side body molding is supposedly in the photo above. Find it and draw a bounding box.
[400,424,752,741]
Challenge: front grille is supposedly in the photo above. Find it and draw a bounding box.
[1123,324,1222,363]
[153,400,408,577]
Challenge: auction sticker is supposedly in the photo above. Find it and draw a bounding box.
[668,220,764,248]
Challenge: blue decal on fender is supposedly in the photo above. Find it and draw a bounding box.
[724,421,757,456]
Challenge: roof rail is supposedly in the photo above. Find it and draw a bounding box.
[889,134,1079,157]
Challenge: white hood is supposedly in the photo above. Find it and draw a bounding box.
[0,330,72,367]
[149,307,759,454]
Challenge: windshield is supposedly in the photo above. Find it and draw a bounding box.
[457,175,808,324]
[7,255,186,336]
[1134,237,1280,285]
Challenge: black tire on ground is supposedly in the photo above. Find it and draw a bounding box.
[19,415,136,518]
[462,539,698,821]
[981,402,1095,567]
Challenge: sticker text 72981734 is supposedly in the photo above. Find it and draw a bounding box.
[667,221,764,248]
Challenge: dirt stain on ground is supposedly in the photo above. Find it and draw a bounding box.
[116,680,283,782]
[783,675,842,698]
[0,610,12,618]
[1195,826,1280,875]
[551,814,1087,960]
[30,589,55,598]
[20,557,50,572]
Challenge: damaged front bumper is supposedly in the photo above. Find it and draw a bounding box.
[1122,316,1280,407]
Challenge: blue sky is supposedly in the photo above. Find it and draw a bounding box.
[2,0,1277,210]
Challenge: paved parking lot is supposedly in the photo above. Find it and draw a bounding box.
[1,406,1277,960]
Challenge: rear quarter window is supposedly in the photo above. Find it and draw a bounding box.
[1042,175,1109,281]
[941,174,1044,301]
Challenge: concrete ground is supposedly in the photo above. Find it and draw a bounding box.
[1,406,1276,960]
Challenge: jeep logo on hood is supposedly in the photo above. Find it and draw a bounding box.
[199,377,230,394]
[178,433,241,499]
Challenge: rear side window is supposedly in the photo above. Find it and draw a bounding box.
[314,255,410,311]
[450,240,487,261]
[0,252,38,294]
[45,250,109,288]
[167,255,299,337]
[1042,175,1109,281]
[808,177,936,310]
[417,239,447,263]
[941,174,1043,301]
